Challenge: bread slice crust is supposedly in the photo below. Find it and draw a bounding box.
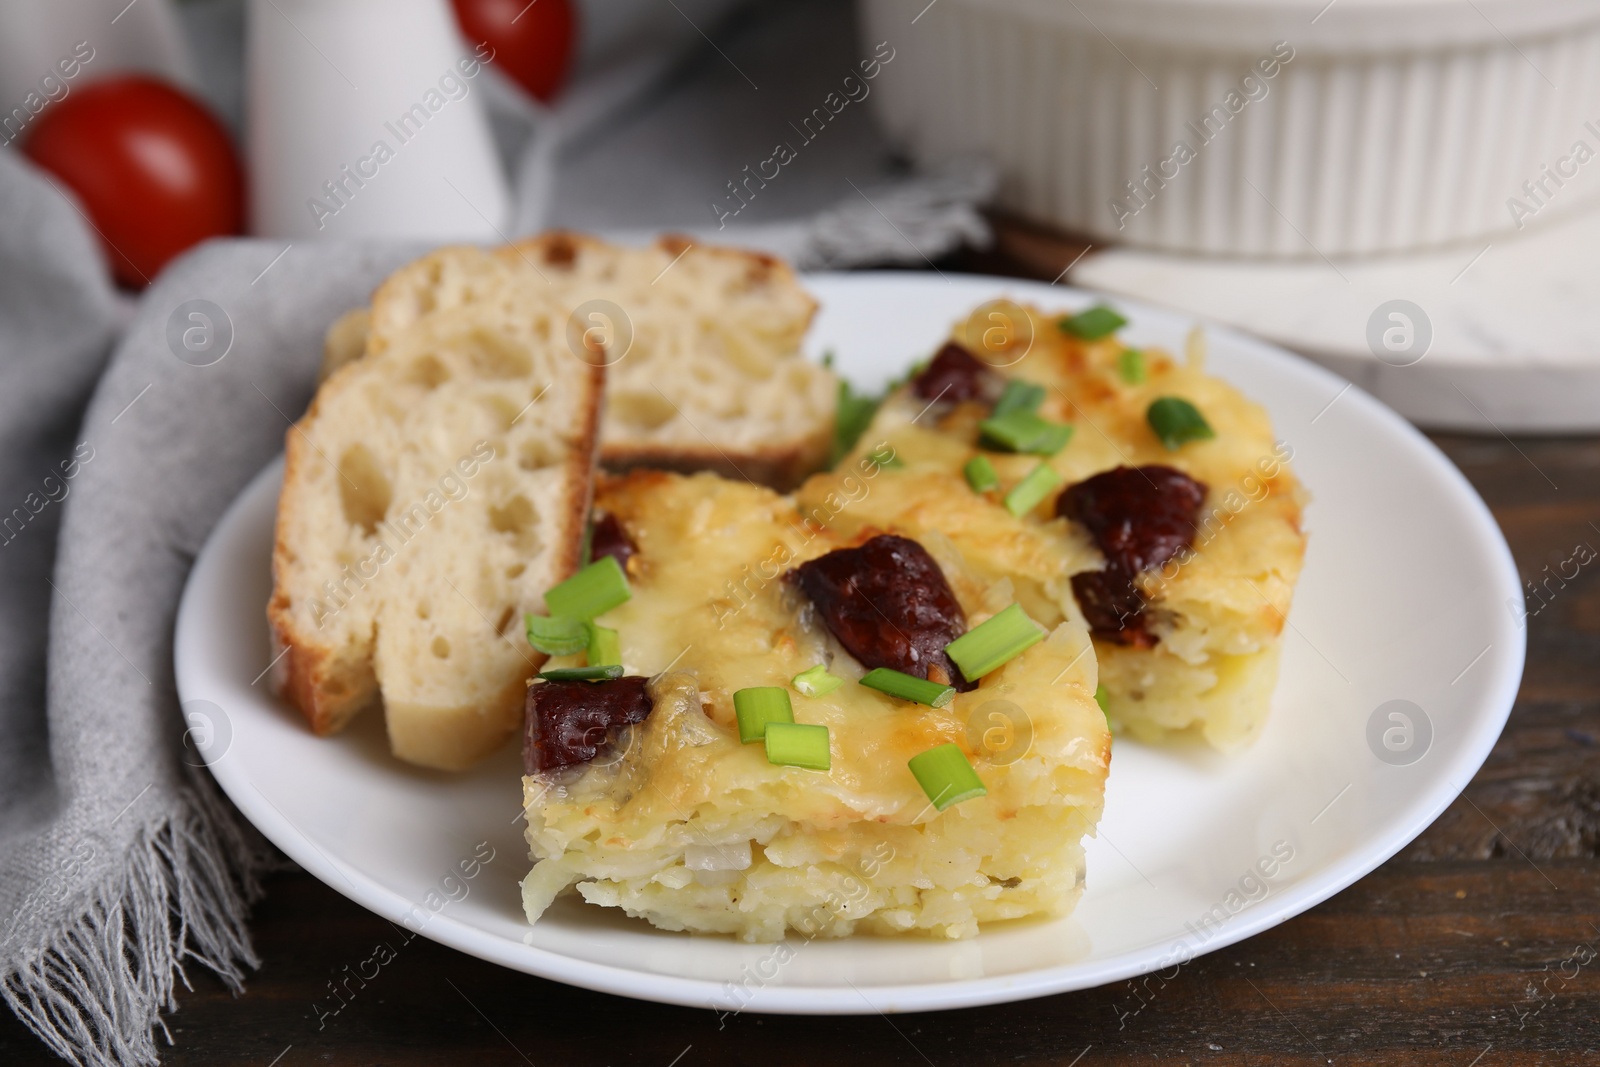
[268,240,607,769]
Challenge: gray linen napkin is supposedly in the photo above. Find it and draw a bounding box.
[0,147,427,1065]
[0,3,994,1061]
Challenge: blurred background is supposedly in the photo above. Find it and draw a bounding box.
[3,0,1600,425]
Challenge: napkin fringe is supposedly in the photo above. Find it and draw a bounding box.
[2,775,274,1067]
[798,157,998,270]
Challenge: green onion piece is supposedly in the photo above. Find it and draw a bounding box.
[545,555,631,620]
[525,613,589,655]
[1034,422,1074,455]
[586,623,621,667]
[538,665,624,682]
[944,604,1046,680]
[1059,304,1128,341]
[992,379,1045,419]
[1118,348,1146,385]
[831,379,881,466]
[1003,462,1064,517]
[859,668,955,708]
[978,410,1074,456]
[908,744,987,811]
[734,686,794,744]
[764,721,831,770]
[1094,684,1110,715]
[792,665,844,697]
[964,455,1000,493]
[1147,397,1216,450]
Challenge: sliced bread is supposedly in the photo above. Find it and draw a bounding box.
[268,242,605,771]
[340,233,836,490]
[589,235,833,490]
[317,306,369,384]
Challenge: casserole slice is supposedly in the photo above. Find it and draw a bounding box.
[520,470,1109,941]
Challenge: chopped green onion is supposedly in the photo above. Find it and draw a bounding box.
[525,613,589,655]
[1147,397,1215,450]
[831,379,881,466]
[944,604,1046,680]
[964,455,1000,493]
[1094,684,1110,715]
[859,668,955,708]
[992,379,1045,419]
[586,623,620,667]
[1003,462,1064,517]
[1060,304,1128,341]
[545,555,631,620]
[1034,422,1074,456]
[1118,348,1146,384]
[764,721,831,770]
[734,686,794,744]
[538,665,624,682]
[979,410,1073,456]
[792,665,844,697]
[908,744,987,811]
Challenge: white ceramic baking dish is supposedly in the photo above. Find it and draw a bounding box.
[862,0,1600,257]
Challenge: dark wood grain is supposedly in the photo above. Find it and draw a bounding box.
[4,231,1597,1066]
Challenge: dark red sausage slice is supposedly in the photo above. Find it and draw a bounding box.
[590,512,636,571]
[1057,465,1208,575]
[1070,570,1157,649]
[910,342,1000,404]
[524,675,653,773]
[1057,466,1208,646]
[788,534,972,690]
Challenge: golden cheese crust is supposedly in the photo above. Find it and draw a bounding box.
[520,470,1110,941]
[799,304,1308,749]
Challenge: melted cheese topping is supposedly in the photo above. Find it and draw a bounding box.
[806,306,1308,659]
[794,304,1308,750]
[571,472,1108,820]
[522,471,1110,938]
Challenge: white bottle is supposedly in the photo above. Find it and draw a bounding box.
[246,0,510,240]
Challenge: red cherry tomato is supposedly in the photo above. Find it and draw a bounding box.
[452,0,576,104]
[23,76,244,289]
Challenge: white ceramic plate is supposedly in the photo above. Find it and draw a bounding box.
[174,272,1525,1015]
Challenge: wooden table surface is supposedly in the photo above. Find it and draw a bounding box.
[5,231,1598,1066]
